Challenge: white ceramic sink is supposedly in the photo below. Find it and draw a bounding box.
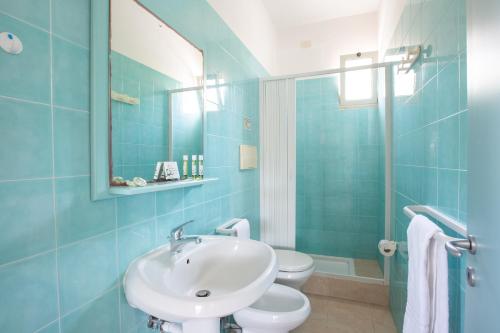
[124,236,277,332]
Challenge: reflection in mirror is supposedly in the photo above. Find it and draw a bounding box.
[109,0,203,186]
[168,88,203,174]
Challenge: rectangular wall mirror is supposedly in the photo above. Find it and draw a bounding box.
[109,0,204,185]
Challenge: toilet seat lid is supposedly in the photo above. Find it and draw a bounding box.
[275,249,314,272]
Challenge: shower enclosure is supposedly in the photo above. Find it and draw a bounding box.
[295,67,389,281]
[261,63,392,283]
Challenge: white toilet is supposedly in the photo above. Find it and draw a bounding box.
[217,219,314,332]
[274,249,314,290]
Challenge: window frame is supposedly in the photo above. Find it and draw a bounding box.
[339,51,378,109]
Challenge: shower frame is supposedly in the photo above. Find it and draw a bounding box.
[260,62,397,285]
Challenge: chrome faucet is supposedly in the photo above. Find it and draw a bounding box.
[170,220,202,253]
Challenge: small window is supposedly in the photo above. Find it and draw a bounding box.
[340,52,378,108]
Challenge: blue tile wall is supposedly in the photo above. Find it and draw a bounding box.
[0,13,51,103]
[387,0,468,331]
[295,76,385,261]
[0,98,53,180]
[111,51,179,180]
[0,0,264,331]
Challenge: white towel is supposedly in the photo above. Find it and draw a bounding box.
[403,215,449,333]
[230,219,250,239]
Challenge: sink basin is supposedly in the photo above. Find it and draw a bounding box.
[124,236,277,331]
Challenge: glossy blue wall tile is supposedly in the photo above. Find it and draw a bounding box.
[53,37,90,110]
[387,0,468,331]
[117,219,156,276]
[0,98,53,180]
[0,252,58,333]
[116,193,155,227]
[60,288,120,333]
[0,179,55,265]
[58,232,118,314]
[0,0,50,30]
[296,76,385,261]
[55,176,116,245]
[54,108,90,176]
[0,0,264,331]
[0,14,51,103]
[156,188,184,215]
[52,0,90,48]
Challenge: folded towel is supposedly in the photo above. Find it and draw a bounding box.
[429,231,449,333]
[403,215,449,333]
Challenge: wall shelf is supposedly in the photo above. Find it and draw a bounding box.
[111,90,140,105]
[109,178,217,196]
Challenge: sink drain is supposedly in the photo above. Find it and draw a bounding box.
[195,289,211,297]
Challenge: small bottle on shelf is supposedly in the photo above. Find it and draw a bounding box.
[198,155,204,179]
[182,155,188,180]
[191,155,198,179]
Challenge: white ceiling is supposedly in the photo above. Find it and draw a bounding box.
[261,0,381,29]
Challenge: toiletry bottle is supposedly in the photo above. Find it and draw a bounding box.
[153,162,163,181]
[182,155,188,180]
[191,155,198,179]
[198,155,204,179]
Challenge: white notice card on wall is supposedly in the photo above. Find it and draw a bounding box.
[240,145,257,170]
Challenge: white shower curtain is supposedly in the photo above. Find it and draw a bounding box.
[260,78,296,249]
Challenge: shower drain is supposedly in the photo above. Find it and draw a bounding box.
[195,289,211,297]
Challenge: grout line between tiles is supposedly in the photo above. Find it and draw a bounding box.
[395,109,467,139]
[57,229,116,250]
[0,94,52,107]
[0,174,92,184]
[393,164,467,172]
[47,1,63,331]
[0,248,56,270]
[0,10,51,33]
[53,104,90,113]
[33,318,60,333]
[51,32,90,51]
[59,284,120,320]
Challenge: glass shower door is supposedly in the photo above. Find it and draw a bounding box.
[295,71,386,280]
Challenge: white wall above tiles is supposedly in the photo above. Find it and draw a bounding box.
[274,12,379,75]
[111,0,203,85]
[377,0,405,60]
[209,1,381,75]
[261,0,381,29]
[207,0,278,75]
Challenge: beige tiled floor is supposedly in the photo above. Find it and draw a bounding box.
[354,259,384,279]
[292,294,397,333]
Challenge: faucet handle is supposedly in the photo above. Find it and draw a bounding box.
[170,220,194,240]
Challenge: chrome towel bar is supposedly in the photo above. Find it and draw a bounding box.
[445,235,477,257]
[403,205,477,258]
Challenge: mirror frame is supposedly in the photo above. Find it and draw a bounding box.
[90,0,205,200]
[90,0,112,200]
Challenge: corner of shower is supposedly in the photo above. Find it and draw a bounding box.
[294,65,393,286]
